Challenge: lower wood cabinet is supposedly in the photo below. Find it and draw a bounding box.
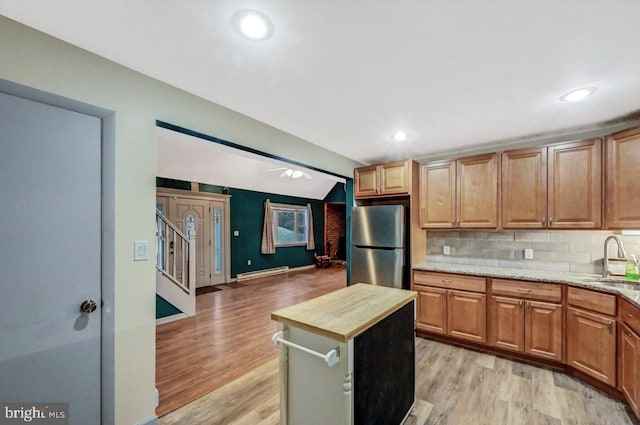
[414,271,486,344]
[489,296,562,361]
[567,306,617,386]
[621,323,639,415]
[416,286,446,334]
[447,290,487,343]
[414,269,640,421]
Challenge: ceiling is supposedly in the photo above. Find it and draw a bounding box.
[2,1,640,166]
[156,127,345,200]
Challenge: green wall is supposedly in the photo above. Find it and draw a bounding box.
[324,182,347,203]
[156,295,181,319]
[157,178,325,277]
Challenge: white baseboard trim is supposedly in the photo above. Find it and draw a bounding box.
[156,313,188,325]
[291,264,316,272]
[136,415,158,425]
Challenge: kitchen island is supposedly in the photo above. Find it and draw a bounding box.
[271,283,417,425]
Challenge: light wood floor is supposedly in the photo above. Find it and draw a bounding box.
[161,338,640,425]
[156,266,346,416]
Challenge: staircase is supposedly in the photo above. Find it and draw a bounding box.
[156,210,196,318]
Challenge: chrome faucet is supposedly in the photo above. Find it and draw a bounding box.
[603,235,627,278]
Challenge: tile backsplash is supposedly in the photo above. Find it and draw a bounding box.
[426,230,640,275]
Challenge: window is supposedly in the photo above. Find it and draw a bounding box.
[271,205,308,246]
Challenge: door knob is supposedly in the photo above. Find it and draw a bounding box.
[80,299,98,314]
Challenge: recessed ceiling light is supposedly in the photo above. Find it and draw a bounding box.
[393,131,408,142]
[559,87,597,102]
[232,10,274,41]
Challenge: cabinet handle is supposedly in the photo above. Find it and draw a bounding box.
[627,313,634,318]
[451,220,455,226]
[542,217,546,226]
[441,279,453,284]
[526,301,531,311]
[627,331,634,337]
[607,320,613,334]
[518,288,532,293]
[549,217,553,225]
[519,300,523,310]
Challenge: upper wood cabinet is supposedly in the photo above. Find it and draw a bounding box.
[420,153,499,229]
[502,139,601,229]
[354,160,412,198]
[606,126,640,229]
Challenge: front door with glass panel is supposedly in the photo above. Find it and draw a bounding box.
[169,198,211,287]
[210,200,226,285]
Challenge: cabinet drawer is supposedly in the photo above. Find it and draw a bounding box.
[567,286,616,316]
[413,271,486,293]
[621,299,640,335]
[491,279,561,302]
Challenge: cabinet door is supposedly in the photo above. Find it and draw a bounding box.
[415,286,447,334]
[525,301,563,361]
[457,153,499,228]
[354,165,379,198]
[447,290,487,343]
[621,323,639,415]
[548,139,602,229]
[489,296,524,353]
[501,147,547,228]
[420,161,456,228]
[567,307,616,385]
[606,127,640,228]
[380,160,410,195]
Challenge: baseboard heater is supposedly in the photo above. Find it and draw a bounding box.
[236,266,289,281]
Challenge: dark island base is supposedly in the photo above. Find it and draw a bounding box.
[355,302,415,425]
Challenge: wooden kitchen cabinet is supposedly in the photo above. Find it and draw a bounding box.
[354,160,411,198]
[567,287,617,386]
[502,139,601,229]
[416,286,447,335]
[413,271,487,343]
[447,289,487,343]
[489,279,563,361]
[420,153,498,229]
[620,300,640,416]
[606,126,640,228]
[621,323,639,415]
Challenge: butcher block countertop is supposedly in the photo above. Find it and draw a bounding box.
[271,283,417,343]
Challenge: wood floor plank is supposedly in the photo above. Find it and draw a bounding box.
[156,266,346,416]
[160,290,639,425]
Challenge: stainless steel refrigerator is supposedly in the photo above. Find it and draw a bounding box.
[350,205,405,288]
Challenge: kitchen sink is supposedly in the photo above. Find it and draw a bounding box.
[580,277,640,291]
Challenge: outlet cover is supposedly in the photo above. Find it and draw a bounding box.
[524,248,534,260]
[443,246,450,255]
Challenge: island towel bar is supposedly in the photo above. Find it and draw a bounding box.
[272,331,340,367]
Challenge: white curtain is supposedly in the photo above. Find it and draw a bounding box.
[306,203,315,251]
[261,199,275,254]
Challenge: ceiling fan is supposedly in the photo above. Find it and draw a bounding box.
[266,167,312,179]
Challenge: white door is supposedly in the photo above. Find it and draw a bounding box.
[0,91,102,424]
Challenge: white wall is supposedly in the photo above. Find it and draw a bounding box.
[0,16,361,425]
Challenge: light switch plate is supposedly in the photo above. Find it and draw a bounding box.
[443,245,450,255]
[524,248,534,260]
[134,240,150,261]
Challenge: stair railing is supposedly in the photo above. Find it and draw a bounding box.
[156,210,195,294]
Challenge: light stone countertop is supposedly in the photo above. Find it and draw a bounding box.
[413,261,640,309]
